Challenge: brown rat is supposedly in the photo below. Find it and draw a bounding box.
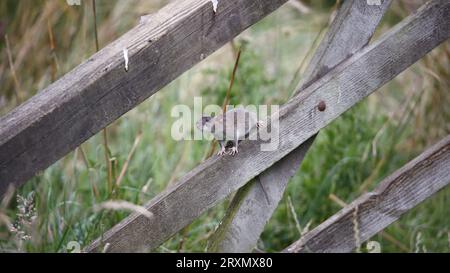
[196,107,263,156]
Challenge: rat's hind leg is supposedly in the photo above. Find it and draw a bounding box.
[217,141,227,156]
[229,129,242,156]
[229,140,239,156]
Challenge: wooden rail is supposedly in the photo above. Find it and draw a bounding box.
[0,0,288,196]
[285,135,450,253]
[85,0,450,252]
[208,0,393,252]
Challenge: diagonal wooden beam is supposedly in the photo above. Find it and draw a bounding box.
[0,0,289,197]
[285,134,450,253]
[208,0,393,253]
[85,0,450,252]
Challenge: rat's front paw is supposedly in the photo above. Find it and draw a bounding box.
[228,147,239,156]
[217,148,227,156]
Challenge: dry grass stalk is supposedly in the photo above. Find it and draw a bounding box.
[4,34,24,104]
[94,200,153,219]
[205,46,242,159]
[329,194,410,252]
[115,131,143,188]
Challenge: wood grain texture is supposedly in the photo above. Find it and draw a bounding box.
[285,135,450,253]
[207,138,315,252]
[0,0,289,196]
[297,0,392,90]
[86,0,450,252]
[208,0,392,253]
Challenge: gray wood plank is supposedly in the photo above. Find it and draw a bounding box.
[85,0,450,252]
[208,0,392,253]
[285,134,450,253]
[0,0,289,197]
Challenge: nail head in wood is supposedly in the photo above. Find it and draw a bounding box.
[318,101,326,112]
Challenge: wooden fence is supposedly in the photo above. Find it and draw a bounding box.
[0,0,449,253]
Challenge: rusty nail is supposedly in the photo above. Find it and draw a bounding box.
[318,101,326,112]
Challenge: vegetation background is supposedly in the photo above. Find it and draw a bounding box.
[0,0,448,253]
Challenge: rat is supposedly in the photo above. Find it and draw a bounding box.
[196,107,263,156]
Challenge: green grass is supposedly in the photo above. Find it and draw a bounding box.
[0,0,449,253]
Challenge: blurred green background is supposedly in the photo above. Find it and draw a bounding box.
[0,0,448,253]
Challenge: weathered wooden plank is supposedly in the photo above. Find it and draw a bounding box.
[208,0,392,253]
[86,0,450,252]
[207,138,314,252]
[0,0,289,197]
[285,135,450,253]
